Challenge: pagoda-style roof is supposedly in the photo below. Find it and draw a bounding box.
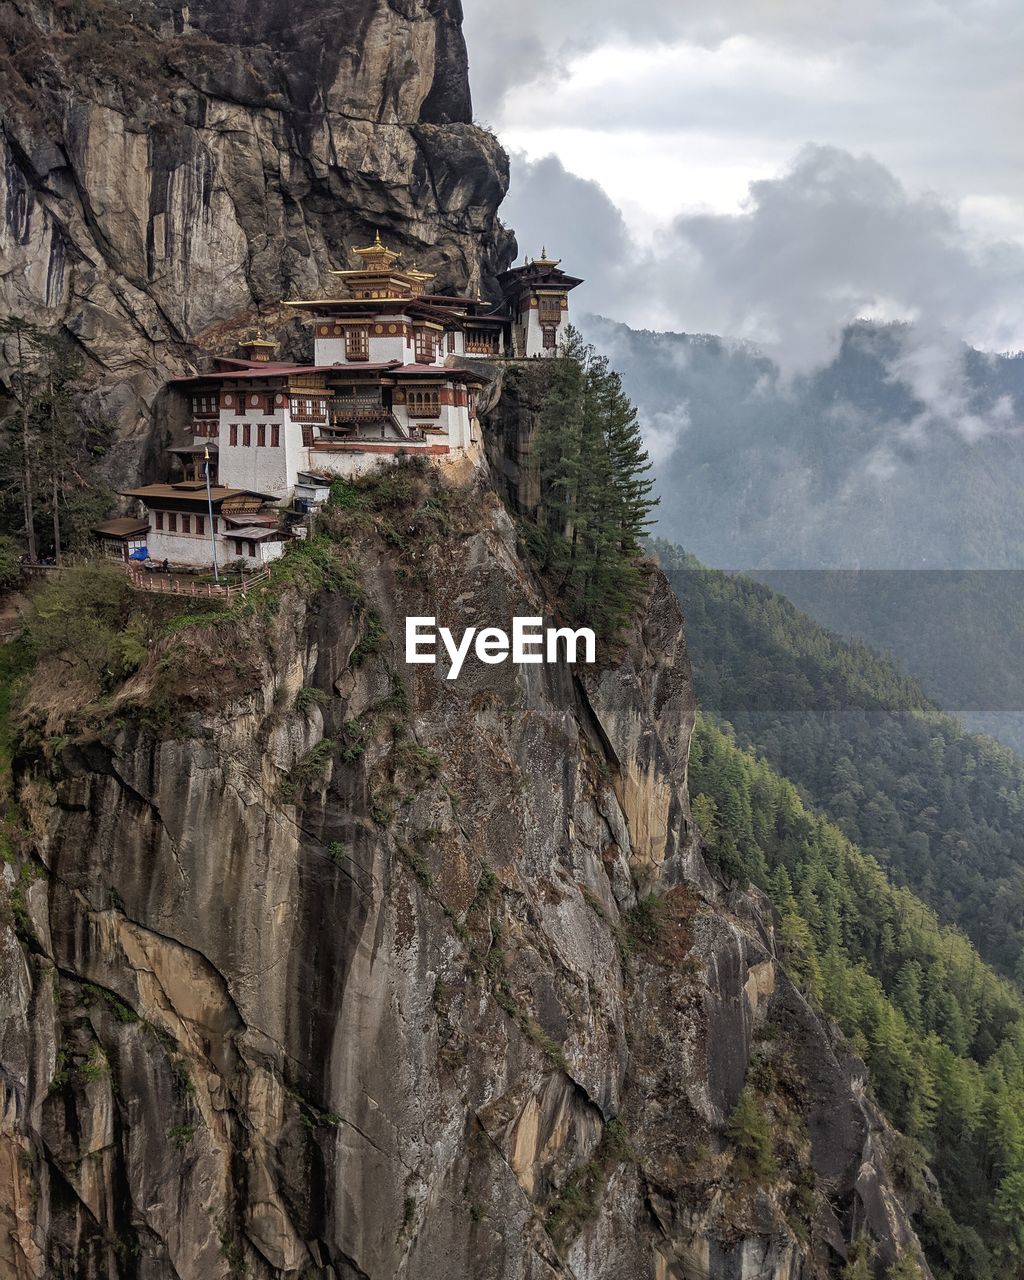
[93,517,150,540]
[498,253,584,294]
[350,230,400,271]
[121,483,276,506]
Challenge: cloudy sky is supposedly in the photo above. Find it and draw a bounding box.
[461,0,1024,368]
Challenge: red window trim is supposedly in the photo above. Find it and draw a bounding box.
[257,423,266,447]
[271,424,280,448]
[230,423,238,447]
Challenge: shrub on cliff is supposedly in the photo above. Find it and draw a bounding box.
[24,562,142,684]
[726,1086,778,1181]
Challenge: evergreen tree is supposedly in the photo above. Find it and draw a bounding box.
[0,318,108,560]
[529,328,657,635]
[726,1087,777,1180]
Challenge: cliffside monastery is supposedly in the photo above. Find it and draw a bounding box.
[94,237,581,572]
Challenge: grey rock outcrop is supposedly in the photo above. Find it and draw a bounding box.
[1,0,513,489]
[0,459,930,1277]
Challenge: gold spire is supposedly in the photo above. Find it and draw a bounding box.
[534,246,561,267]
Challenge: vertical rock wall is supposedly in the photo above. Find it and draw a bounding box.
[0,0,514,487]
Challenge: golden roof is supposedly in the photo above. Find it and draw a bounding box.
[530,247,562,267]
[351,229,401,270]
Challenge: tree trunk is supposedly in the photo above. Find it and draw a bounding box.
[52,472,62,566]
[17,331,37,562]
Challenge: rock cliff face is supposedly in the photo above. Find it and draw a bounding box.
[1,3,932,1274]
[0,0,513,486]
[0,440,929,1278]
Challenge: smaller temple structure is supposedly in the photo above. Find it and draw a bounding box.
[102,234,582,570]
[119,481,285,569]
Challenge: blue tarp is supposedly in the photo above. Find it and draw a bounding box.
[129,546,149,561]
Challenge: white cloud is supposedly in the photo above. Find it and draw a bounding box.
[502,145,1024,378]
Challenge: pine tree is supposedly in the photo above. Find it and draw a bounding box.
[726,1087,777,1180]
[529,327,658,636]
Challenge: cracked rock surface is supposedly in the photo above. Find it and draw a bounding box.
[0,0,513,491]
[0,459,930,1276]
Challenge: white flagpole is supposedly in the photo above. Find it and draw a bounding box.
[204,447,219,583]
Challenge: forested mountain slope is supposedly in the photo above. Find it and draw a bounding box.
[691,717,1024,1280]
[658,543,1024,982]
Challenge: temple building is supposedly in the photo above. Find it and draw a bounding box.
[104,235,582,569]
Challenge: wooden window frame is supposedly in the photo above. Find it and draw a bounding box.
[155,511,164,530]
[243,424,251,447]
[230,423,238,447]
[345,327,370,361]
[407,388,442,418]
[257,423,266,447]
[196,515,205,536]
[271,423,280,447]
[168,513,177,532]
[181,514,191,533]
[414,329,436,363]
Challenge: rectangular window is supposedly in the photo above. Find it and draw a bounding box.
[155,511,164,530]
[271,424,280,447]
[302,424,314,447]
[257,423,266,447]
[168,513,177,532]
[232,539,242,557]
[196,515,204,536]
[243,424,251,447]
[181,514,191,533]
[346,327,369,360]
[539,297,561,326]
[542,325,558,350]
[230,423,238,447]
[414,329,436,363]
[407,389,442,418]
[248,540,257,558]
[446,330,456,354]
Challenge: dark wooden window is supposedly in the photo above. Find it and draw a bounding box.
[257,423,266,447]
[542,325,558,350]
[181,514,191,533]
[414,329,436,362]
[539,297,561,326]
[248,540,257,558]
[302,424,314,446]
[155,511,164,530]
[230,423,238,446]
[243,424,251,447]
[196,515,204,535]
[232,539,243,557]
[407,389,441,418]
[465,329,499,355]
[446,330,456,354]
[346,328,369,361]
[168,513,177,532]
[271,424,280,447]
